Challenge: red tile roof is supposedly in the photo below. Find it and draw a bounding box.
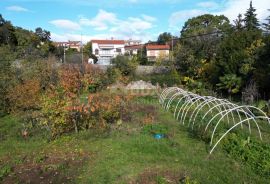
[125,45,143,50]
[146,45,170,50]
[54,41,81,46]
[92,40,125,45]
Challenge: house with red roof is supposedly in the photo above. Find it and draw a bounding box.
[124,44,143,56]
[54,40,82,52]
[91,39,125,65]
[146,44,170,62]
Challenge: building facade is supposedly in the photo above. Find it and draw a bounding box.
[92,40,125,65]
[54,41,82,52]
[124,39,141,46]
[124,45,143,56]
[146,45,170,62]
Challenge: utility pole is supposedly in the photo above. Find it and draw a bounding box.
[171,35,174,61]
[63,43,66,63]
[80,34,85,76]
[171,35,174,51]
[81,34,84,65]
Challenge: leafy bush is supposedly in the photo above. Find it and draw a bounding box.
[102,67,122,86]
[82,64,105,92]
[86,93,128,125]
[59,65,82,98]
[40,90,133,137]
[40,87,70,137]
[7,79,41,112]
[255,100,270,116]
[112,55,138,76]
[222,133,270,177]
[135,71,180,87]
[0,47,16,116]
[217,74,242,95]
[88,83,98,93]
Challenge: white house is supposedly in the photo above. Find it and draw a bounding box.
[146,45,170,62]
[125,39,141,46]
[91,39,125,65]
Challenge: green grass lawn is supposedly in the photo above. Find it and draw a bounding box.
[0,95,269,183]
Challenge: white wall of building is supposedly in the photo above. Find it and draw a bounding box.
[125,49,138,55]
[92,43,125,65]
[146,50,170,58]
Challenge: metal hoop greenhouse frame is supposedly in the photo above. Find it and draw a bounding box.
[159,87,270,154]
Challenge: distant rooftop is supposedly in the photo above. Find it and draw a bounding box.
[91,40,125,45]
[125,45,143,49]
[54,40,81,46]
[146,45,170,50]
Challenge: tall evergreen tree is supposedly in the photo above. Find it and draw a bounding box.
[263,9,270,33]
[244,1,260,30]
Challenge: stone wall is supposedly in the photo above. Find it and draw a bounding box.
[135,65,170,75]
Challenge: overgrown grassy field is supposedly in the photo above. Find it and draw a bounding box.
[0,95,269,183]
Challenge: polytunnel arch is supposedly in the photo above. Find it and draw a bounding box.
[209,116,270,154]
[190,98,235,128]
[161,88,184,108]
[159,87,270,154]
[165,90,189,111]
[208,105,270,145]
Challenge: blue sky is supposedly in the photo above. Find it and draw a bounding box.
[0,0,269,43]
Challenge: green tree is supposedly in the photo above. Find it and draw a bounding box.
[0,47,16,115]
[39,41,57,58]
[83,41,92,57]
[216,2,262,89]
[173,43,196,76]
[157,32,172,44]
[112,55,138,76]
[137,45,148,65]
[15,27,37,58]
[181,14,231,62]
[216,29,262,87]
[244,1,260,30]
[35,27,51,42]
[233,14,244,31]
[181,14,231,38]
[253,35,270,97]
[83,41,98,64]
[0,14,17,47]
[217,74,242,98]
[175,14,231,79]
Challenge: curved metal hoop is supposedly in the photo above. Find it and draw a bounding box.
[159,87,270,154]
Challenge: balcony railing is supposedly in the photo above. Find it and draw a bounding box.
[99,50,114,56]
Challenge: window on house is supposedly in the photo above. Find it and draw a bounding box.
[116,48,121,53]
[95,49,99,55]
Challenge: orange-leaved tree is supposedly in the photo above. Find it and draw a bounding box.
[7,79,41,112]
[59,65,82,99]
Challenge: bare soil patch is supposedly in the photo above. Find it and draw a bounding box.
[1,151,89,184]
